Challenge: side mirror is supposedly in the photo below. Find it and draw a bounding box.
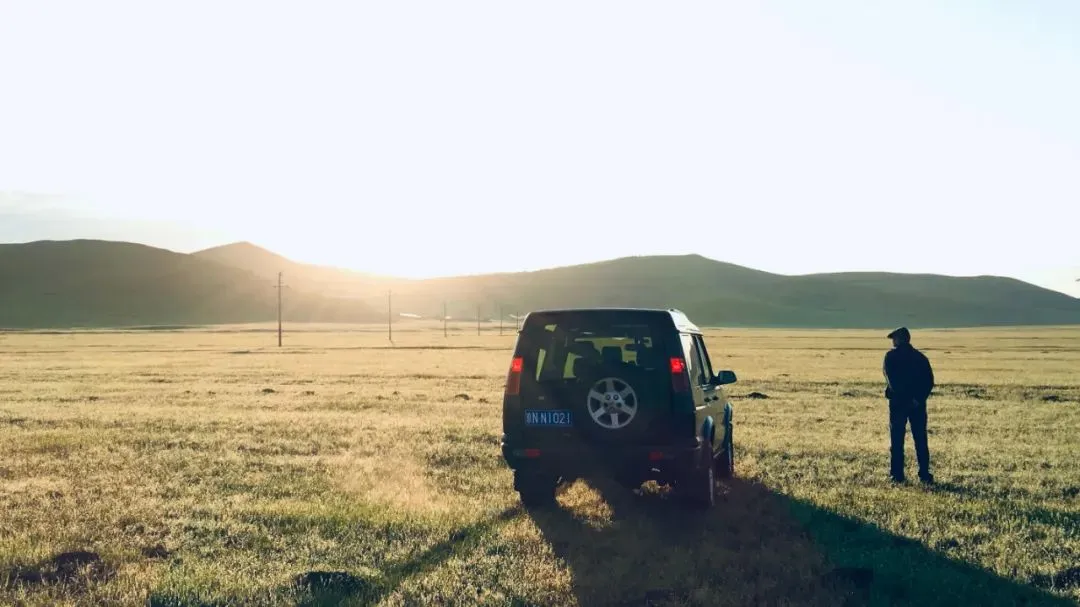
[713,370,737,386]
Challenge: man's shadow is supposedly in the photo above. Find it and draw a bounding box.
[526,475,1075,607]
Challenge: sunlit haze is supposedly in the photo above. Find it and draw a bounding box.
[1,1,1078,295]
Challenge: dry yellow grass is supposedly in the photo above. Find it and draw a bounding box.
[0,323,1078,606]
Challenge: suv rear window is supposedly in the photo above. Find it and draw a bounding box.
[517,313,668,382]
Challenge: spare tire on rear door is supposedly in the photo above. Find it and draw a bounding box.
[573,363,663,444]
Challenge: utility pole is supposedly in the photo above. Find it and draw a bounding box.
[443,301,448,338]
[477,304,481,336]
[499,305,503,336]
[274,271,287,347]
[387,290,392,342]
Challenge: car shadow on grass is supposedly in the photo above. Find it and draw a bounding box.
[145,480,1075,606]
[524,477,1075,607]
[284,506,525,607]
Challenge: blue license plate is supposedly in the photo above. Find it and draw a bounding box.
[525,409,573,427]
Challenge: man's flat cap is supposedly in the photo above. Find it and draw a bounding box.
[887,327,911,340]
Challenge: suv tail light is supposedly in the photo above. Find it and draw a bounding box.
[506,356,523,395]
[670,357,690,393]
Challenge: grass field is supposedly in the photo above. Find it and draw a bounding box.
[1,323,1078,606]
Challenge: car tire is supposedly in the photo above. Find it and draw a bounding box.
[716,423,734,479]
[678,448,716,509]
[516,472,558,508]
[518,486,556,508]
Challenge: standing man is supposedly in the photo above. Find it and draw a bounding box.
[883,327,935,484]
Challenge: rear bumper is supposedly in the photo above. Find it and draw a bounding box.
[501,435,704,478]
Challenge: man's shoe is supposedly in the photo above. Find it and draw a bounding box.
[919,473,935,485]
[890,475,905,484]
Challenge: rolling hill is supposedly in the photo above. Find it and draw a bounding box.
[192,242,403,297]
[0,240,382,328]
[196,243,1080,328]
[1,239,1078,328]
[417,256,1080,328]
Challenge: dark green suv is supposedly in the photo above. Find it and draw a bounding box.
[500,308,737,508]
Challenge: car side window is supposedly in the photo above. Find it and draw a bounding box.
[535,348,547,381]
[680,333,704,383]
[694,336,715,385]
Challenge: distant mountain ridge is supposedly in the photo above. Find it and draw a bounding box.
[192,241,402,297]
[0,240,382,328]
[1,239,1078,329]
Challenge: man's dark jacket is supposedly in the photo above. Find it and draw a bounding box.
[883,344,935,402]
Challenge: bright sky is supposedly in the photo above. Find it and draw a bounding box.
[1,1,1078,295]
